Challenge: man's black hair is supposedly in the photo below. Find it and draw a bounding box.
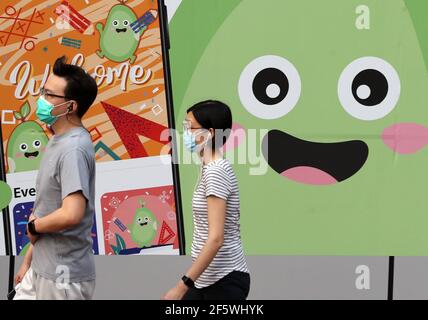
[53,56,98,118]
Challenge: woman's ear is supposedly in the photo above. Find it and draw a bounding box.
[208,128,215,148]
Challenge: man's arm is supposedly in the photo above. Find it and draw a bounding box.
[34,191,86,233]
[15,245,33,284]
[29,147,91,236]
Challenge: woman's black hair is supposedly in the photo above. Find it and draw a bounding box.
[186,100,232,149]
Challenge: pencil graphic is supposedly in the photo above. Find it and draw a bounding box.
[130,9,158,33]
[58,36,82,49]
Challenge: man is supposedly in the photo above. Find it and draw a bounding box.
[14,56,98,300]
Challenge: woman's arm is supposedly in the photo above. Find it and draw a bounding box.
[185,195,226,280]
[162,195,226,299]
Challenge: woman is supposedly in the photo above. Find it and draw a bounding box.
[163,100,250,300]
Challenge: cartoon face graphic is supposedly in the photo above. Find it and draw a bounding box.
[96,3,157,64]
[6,102,49,173]
[127,199,158,248]
[172,0,428,255]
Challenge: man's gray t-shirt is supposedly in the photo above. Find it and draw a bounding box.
[31,126,96,283]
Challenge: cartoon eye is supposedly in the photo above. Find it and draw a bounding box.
[238,55,301,120]
[123,20,129,27]
[144,217,149,222]
[338,57,400,121]
[19,143,28,152]
[33,140,41,148]
[112,20,119,27]
[137,217,143,223]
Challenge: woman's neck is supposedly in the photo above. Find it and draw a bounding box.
[201,148,222,165]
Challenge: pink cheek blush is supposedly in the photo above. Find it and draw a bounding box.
[221,122,246,153]
[382,123,428,154]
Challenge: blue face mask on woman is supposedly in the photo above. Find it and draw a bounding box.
[183,129,197,152]
[36,96,72,126]
[183,129,211,153]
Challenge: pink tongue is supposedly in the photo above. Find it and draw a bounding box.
[281,166,338,185]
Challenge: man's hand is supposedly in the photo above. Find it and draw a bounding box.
[14,261,30,285]
[15,244,33,285]
[26,214,39,245]
[26,224,39,245]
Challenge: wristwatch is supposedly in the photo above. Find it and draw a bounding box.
[181,275,195,288]
[27,219,40,236]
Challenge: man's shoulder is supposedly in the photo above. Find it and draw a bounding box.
[61,129,94,156]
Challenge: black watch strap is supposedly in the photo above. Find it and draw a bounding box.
[28,219,40,236]
[181,275,195,288]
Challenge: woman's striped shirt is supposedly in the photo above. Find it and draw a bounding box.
[191,158,249,288]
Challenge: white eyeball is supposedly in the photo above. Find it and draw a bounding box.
[19,143,28,152]
[238,55,301,120]
[338,57,400,121]
[33,140,41,149]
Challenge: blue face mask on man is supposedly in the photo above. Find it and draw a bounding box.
[36,96,72,126]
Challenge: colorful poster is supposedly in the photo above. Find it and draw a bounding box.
[12,200,99,256]
[170,0,428,255]
[0,0,183,255]
[101,185,178,255]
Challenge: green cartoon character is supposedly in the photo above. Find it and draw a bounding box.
[0,181,11,211]
[128,199,158,248]
[171,0,428,255]
[96,1,158,64]
[6,101,49,173]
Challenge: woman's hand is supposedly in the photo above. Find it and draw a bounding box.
[162,281,189,300]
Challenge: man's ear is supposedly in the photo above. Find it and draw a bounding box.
[69,101,77,113]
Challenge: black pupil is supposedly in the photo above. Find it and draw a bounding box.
[252,68,289,105]
[352,69,388,106]
[35,141,40,146]
[22,144,26,150]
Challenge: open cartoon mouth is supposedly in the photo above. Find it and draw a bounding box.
[262,130,369,185]
[116,28,127,33]
[24,151,39,159]
[139,222,148,227]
